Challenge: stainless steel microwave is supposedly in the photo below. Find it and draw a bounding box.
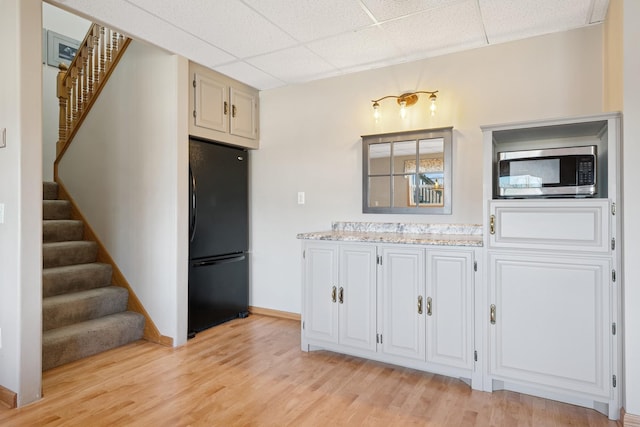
[497,145,597,197]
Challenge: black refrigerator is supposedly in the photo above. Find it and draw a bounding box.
[188,138,249,336]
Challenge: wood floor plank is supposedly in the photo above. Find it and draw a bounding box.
[0,315,620,426]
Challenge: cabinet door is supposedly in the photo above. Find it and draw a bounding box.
[426,250,473,370]
[379,246,425,361]
[488,200,610,254]
[338,244,377,352]
[303,242,338,344]
[488,253,610,398]
[230,87,257,140]
[194,72,229,133]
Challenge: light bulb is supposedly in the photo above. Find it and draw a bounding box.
[399,100,407,119]
[429,94,437,116]
[372,102,380,121]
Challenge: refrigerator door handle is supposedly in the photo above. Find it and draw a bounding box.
[193,254,246,267]
[189,164,198,243]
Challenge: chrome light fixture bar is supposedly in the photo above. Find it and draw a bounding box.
[371,90,438,120]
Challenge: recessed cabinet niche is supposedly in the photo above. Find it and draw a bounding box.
[481,112,621,420]
[189,62,259,149]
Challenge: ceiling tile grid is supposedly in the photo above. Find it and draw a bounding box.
[49,0,610,90]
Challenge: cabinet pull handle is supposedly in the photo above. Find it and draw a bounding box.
[338,287,344,304]
[232,104,237,118]
[490,304,496,324]
[417,295,423,314]
[427,297,432,316]
[223,101,228,115]
[331,286,337,303]
[490,215,496,235]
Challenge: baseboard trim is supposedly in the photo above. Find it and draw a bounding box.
[249,306,300,321]
[623,408,640,427]
[55,179,174,347]
[0,385,17,409]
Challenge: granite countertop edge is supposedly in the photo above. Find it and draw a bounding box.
[296,230,483,247]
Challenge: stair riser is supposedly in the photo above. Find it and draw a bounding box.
[43,221,84,243]
[43,243,98,268]
[43,264,112,297]
[43,201,72,220]
[43,287,129,331]
[43,182,59,200]
[42,312,145,371]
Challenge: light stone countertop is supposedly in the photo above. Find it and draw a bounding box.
[297,222,483,247]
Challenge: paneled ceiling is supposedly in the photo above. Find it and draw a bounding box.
[48,0,609,90]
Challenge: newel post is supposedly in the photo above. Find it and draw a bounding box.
[56,63,69,156]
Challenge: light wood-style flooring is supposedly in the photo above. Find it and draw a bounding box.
[0,315,620,426]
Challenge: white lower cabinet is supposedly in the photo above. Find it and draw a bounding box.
[426,250,474,371]
[488,252,611,398]
[378,246,425,361]
[302,240,477,385]
[302,241,376,353]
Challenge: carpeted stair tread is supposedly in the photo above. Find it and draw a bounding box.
[43,220,84,243]
[43,200,71,220]
[43,263,112,297]
[42,311,145,371]
[43,241,98,268]
[43,286,130,331]
[43,182,59,200]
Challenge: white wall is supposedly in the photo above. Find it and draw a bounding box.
[0,0,43,406]
[251,26,604,315]
[623,0,640,416]
[58,40,189,346]
[41,2,91,181]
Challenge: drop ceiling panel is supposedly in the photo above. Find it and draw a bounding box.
[214,61,284,91]
[306,25,405,70]
[247,47,338,84]
[479,0,597,44]
[361,0,460,22]
[243,0,374,42]
[127,0,298,58]
[381,0,486,56]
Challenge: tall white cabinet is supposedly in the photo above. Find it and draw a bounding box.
[481,113,621,419]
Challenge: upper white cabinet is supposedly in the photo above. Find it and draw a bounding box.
[189,62,259,149]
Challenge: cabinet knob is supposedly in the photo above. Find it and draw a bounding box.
[331,286,337,303]
[490,215,496,235]
[417,295,423,314]
[426,297,433,316]
[490,304,497,324]
[338,287,344,304]
[223,101,228,115]
[232,104,237,118]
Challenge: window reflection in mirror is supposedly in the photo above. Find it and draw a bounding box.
[362,127,452,214]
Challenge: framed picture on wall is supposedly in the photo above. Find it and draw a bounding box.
[46,30,80,67]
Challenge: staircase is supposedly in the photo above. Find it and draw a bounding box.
[42,181,145,371]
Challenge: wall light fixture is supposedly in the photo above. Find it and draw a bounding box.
[371,90,438,120]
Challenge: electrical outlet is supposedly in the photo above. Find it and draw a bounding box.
[297,192,305,205]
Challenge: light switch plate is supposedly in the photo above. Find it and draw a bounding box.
[1,128,6,148]
[297,192,305,205]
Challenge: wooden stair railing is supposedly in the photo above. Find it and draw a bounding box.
[54,24,131,171]
[52,24,172,347]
